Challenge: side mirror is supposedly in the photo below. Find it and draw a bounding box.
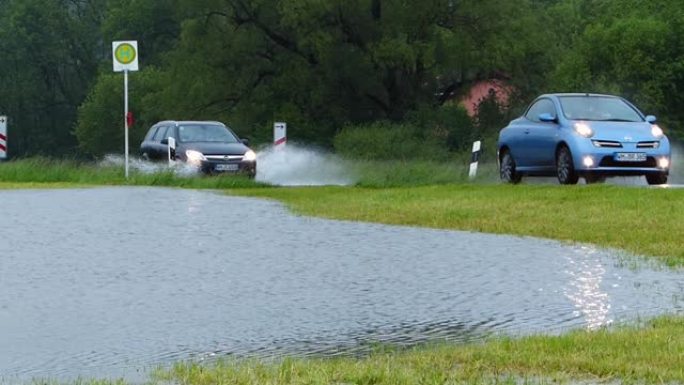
[241,138,250,146]
[161,138,168,145]
[539,113,557,123]
[645,115,657,123]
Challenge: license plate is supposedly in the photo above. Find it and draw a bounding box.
[615,152,646,162]
[215,164,239,171]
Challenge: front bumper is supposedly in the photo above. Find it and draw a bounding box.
[198,159,256,176]
[570,139,670,176]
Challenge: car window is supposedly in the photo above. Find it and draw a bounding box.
[145,126,160,141]
[178,124,239,143]
[559,96,642,122]
[165,126,177,140]
[525,99,556,122]
[152,126,169,142]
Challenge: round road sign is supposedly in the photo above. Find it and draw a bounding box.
[115,43,137,65]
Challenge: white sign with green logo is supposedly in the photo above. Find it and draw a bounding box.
[112,41,139,72]
[112,40,140,178]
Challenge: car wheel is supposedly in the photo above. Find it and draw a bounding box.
[141,152,150,161]
[500,151,522,184]
[556,146,579,185]
[646,173,668,185]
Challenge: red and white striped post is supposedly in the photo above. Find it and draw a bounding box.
[0,116,7,160]
[274,122,287,149]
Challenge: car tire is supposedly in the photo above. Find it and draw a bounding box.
[500,151,522,184]
[556,146,579,185]
[141,152,150,161]
[646,173,668,185]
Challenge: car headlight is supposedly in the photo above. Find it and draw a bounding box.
[243,150,257,162]
[574,122,594,138]
[185,150,206,166]
[658,157,670,169]
[651,124,664,138]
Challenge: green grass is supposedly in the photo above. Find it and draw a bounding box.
[0,158,264,189]
[232,184,684,266]
[349,159,499,187]
[149,316,684,385]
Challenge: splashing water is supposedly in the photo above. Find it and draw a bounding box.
[99,154,199,177]
[100,146,357,186]
[255,144,357,186]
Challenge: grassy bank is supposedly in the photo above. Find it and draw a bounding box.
[349,159,499,187]
[234,184,684,266]
[0,158,263,189]
[151,316,684,385]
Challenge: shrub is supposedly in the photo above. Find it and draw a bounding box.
[407,104,475,151]
[334,121,450,161]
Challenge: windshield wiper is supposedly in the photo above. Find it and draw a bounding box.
[594,118,639,122]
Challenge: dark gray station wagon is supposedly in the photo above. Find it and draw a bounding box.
[140,120,257,177]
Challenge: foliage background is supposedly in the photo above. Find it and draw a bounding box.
[0,0,682,158]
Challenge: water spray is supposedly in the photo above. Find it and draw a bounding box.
[255,144,356,186]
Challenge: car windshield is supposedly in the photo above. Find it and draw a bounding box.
[178,124,238,143]
[559,96,643,122]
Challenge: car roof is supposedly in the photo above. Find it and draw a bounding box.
[539,93,621,99]
[155,120,226,126]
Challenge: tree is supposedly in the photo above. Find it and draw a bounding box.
[551,0,684,138]
[111,0,551,146]
[0,0,104,156]
[75,68,166,156]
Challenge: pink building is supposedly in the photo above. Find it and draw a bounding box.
[460,79,512,117]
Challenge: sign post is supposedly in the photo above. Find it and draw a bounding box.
[112,41,140,178]
[0,116,7,160]
[274,122,287,149]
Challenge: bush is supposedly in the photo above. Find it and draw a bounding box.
[334,121,450,161]
[406,104,475,151]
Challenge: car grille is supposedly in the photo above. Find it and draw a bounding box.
[592,140,622,148]
[205,155,244,162]
[636,141,660,149]
[599,156,657,168]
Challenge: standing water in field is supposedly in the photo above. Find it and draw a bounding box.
[255,144,357,186]
[1,187,683,382]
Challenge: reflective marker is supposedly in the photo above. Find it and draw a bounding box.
[469,141,481,179]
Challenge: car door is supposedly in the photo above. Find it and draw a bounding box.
[520,98,559,170]
[140,125,160,158]
[149,125,169,160]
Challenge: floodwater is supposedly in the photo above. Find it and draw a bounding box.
[0,188,682,382]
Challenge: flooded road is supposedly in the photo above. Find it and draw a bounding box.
[1,187,682,382]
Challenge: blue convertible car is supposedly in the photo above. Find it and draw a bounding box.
[497,93,671,185]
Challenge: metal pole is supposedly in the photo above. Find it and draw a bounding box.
[124,69,129,179]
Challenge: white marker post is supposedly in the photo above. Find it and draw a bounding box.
[113,41,140,179]
[274,122,287,149]
[469,140,481,180]
[0,116,7,160]
[168,137,176,166]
